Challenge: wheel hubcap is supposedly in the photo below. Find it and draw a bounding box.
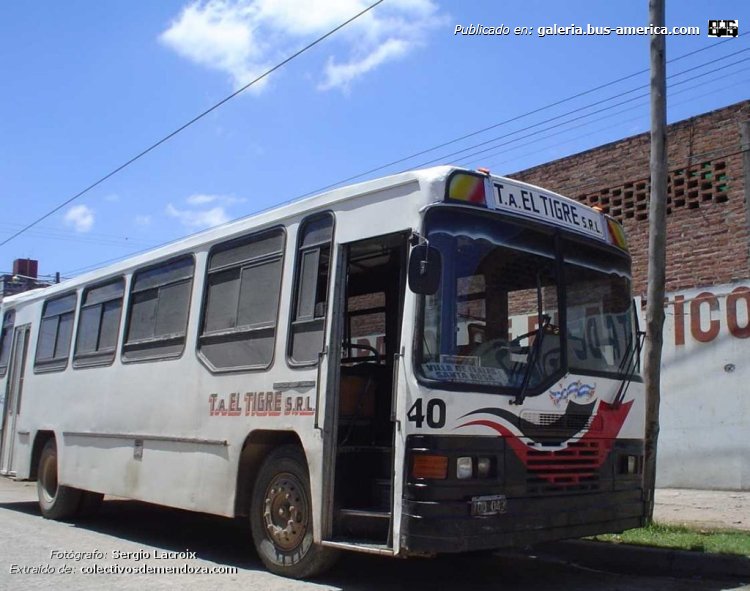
[262,473,307,551]
[40,452,58,502]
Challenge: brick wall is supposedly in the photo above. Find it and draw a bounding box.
[509,100,750,296]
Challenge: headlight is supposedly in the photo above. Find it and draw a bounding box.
[456,456,473,479]
[477,457,491,478]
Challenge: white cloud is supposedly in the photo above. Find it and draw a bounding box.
[160,0,444,92]
[185,193,245,206]
[160,1,270,92]
[165,193,246,230]
[64,204,95,233]
[319,37,409,91]
[186,194,218,205]
[134,214,152,226]
[166,203,231,229]
[103,193,120,202]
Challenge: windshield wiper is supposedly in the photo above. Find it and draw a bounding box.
[613,300,646,407]
[512,313,550,405]
[512,267,551,405]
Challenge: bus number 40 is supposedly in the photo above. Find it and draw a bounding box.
[407,398,446,429]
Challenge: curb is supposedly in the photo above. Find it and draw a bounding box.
[534,539,750,580]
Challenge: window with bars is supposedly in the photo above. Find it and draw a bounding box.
[0,310,15,376]
[288,213,334,365]
[74,278,125,367]
[199,228,285,371]
[123,255,194,362]
[35,292,77,372]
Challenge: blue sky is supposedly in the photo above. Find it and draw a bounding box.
[1,1,747,279]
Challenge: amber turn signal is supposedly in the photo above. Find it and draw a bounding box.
[412,454,449,479]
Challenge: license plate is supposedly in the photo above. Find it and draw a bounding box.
[471,494,507,516]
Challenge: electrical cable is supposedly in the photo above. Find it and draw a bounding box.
[471,71,750,173]
[0,223,155,249]
[409,53,749,169]
[0,0,385,249]
[293,34,747,197]
[59,36,748,276]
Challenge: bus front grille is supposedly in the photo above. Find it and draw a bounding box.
[525,440,602,494]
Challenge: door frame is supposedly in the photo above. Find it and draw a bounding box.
[0,324,31,476]
[320,232,409,545]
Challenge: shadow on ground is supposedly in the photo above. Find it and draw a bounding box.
[0,498,746,591]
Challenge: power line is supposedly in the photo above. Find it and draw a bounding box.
[60,37,748,276]
[0,272,58,279]
[0,223,155,249]
[62,69,747,279]
[63,248,159,276]
[0,0,385,249]
[472,72,750,173]
[2,232,155,249]
[410,53,749,169]
[413,51,748,168]
[478,73,750,176]
[293,34,747,198]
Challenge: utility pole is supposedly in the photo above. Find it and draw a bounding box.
[643,0,668,522]
[741,121,750,265]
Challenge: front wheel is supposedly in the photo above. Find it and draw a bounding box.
[250,445,338,579]
[36,439,82,520]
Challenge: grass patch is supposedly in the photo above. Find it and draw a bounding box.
[592,523,750,556]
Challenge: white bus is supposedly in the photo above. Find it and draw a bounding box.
[0,166,644,578]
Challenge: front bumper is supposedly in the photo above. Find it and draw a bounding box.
[401,488,645,553]
[400,434,646,554]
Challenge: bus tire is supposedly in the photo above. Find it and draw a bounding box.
[250,445,338,579]
[36,439,82,520]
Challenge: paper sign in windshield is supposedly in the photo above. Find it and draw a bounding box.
[423,362,507,385]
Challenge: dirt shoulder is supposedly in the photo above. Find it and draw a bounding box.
[654,488,750,531]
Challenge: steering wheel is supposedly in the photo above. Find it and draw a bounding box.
[510,321,560,348]
[473,338,513,374]
[343,342,381,364]
[509,330,534,351]
[509,325,561,384]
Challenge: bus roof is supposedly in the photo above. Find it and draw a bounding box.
[2,165,617,307]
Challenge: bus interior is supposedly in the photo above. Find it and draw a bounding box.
[333,232,407,545]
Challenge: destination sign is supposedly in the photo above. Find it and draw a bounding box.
[492,181,606,241]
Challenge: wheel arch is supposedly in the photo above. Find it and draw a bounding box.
[234,430,304,517]
[29,430,55,480]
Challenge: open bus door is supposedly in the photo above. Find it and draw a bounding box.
[1,325,31,476]
[322,231,408,552]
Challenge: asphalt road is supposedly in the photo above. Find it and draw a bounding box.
[0,478,747,591]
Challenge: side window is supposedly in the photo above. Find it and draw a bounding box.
[35,293,77,372]
[0,310,15,376]
[289,213,333,364]
[123,256,194,362]
[74,278,125,367]
[199,228,285,371]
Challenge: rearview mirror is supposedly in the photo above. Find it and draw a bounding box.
[408,244,442,295]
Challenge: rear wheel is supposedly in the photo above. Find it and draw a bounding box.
[36,439,82,520]
[250,445,338,579]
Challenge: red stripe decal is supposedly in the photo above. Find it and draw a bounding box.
[458,400,633,485]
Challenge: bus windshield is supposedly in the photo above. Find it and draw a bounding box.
[562,237,634,378]
[417,208,634,393]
